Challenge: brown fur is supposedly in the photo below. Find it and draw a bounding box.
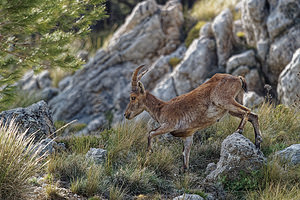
[124,66,262,170]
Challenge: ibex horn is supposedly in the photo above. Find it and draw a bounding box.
[131,65,145,92]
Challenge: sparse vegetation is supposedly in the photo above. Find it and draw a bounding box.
[168,57,182,68]
[0,120,45,199]
[0,89,42,112]
[185,21,207,47]
[2,100,300,199]
[191,0,240,21]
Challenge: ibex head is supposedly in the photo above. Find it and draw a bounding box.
[124,65,148,119]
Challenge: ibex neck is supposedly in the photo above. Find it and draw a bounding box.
[144,92,165,122]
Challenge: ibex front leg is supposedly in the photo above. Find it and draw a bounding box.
[147,124,173,152]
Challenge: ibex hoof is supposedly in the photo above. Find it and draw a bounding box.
[237,129,243,134]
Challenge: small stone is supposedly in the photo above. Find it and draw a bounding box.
[86,148,107,164]
[276,144,300,165]
[173,194,204,200]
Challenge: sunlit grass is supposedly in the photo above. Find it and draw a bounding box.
[191,0,240,21]
[0,120,45,199]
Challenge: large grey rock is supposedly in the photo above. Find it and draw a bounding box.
[173,37,218,95]
[276,144,300,165]
[226,50,256,73]
[0,101,55,142]
[205,132,265,182]
[49,0,184,131]
[267,0,300,40]
[277,48,300,106]
[266,25,300,84]
[243,91,264,108]
[19,70,52,91]
[241,0,300,86]
[173,194,204,200]
[85,148,107,164]
[212,9,234,67]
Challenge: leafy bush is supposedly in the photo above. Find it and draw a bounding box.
[185,21,207,47]
[0,120,45,199]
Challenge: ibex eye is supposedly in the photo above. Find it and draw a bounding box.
[131,97,136,100]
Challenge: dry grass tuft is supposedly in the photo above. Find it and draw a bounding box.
[0,120,45,199]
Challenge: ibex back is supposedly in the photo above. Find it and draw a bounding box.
[124,65,262,171]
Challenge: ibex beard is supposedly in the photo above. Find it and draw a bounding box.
[124,65,262,171]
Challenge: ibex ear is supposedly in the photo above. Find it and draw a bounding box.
[138,81,145,94]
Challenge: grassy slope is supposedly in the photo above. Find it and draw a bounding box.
[44,103,300,199]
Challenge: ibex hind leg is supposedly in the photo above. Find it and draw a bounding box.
[224,99,251,133]
[229,111,262,149]
[182,135,193,173]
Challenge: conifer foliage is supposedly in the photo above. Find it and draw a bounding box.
[0,0,106,105]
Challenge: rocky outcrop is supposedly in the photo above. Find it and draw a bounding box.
[205,132,265,182]
[49,0,184,130]
[173,37,218,95]
[226,50,264,94]
[19,70,52,91]
[0,101,55,142]
[212,9,234,67]
[241,0,300,86]
[277,48,300,106]
[276,144,300,165]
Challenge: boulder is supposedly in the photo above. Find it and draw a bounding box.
[267,0,300,40]
[226,50,256,73]
[275,144,300,165]
[173,37,218,95]
[212,9,234,67]
[173,194,204,200]
[19,70,52,91]
[49,0,184,131]
[266,25,300,84]
[205,132,265,182]
[277,48,300,106]
[85,148,107,164]
[0,101,55,142]
[41,87,59,102]
[243,91,264,108]
[241,0,300,86]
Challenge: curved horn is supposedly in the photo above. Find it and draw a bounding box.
[138,68,148,81]
[131,65,145,92]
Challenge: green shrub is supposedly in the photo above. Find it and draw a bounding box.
[168,57,182,68]
[0,120,45,199]
[109,185,126,200]
[185,21,207,47]
[58,135,102,154]
[47,153,90,181]
[112,165,156,195]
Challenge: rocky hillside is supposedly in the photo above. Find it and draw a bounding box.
[44,0,300,132]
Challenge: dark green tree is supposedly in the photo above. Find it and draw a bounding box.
[0,0,106,107]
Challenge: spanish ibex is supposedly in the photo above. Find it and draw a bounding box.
[124,65,262,170]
